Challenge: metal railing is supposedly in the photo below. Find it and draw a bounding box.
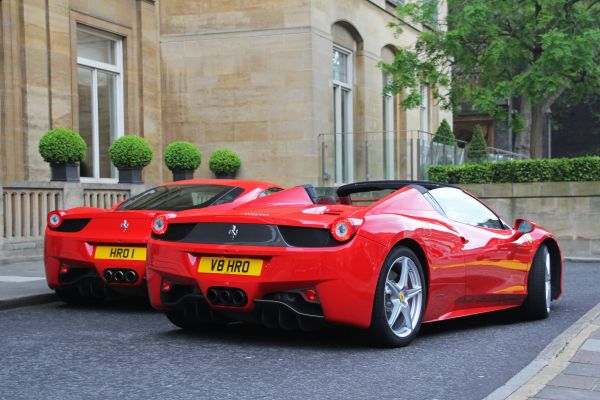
[318,130,525,186]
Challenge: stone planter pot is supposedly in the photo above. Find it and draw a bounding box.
[214,172,236,179]
[172,169,195,181]
[50,163,80,182]
[118,167,143,184]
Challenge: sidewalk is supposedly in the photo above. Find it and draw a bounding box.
[0,259,56,309]
[488,302,600,400]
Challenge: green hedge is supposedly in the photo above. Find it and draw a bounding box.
[428,157,600,184]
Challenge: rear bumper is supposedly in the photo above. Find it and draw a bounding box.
[147,234,388,328]
[44,231,147,292]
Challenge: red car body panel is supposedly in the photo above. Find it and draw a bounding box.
[147,182,563,329]
[44,179,282,293]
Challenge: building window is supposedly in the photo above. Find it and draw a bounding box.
[332,45,353,184]
[420,85,430,133]
[77,26,124,181]
[383,74,395,179]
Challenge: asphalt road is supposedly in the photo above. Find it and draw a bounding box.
[1,262,600,400]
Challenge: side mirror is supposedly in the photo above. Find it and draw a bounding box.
[514,218,535,234]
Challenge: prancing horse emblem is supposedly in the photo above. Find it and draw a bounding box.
[120,219,129,232]
[228,224,238,240]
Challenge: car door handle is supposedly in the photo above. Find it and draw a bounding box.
[460,236,469,244]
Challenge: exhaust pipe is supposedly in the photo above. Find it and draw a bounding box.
[114,270,124,282]
[103,269,114,282]
[206,288,219,304]
[232,290,247,307]
[125,270,137,283]
[218,289,232,305]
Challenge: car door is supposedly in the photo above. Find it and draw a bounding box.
[428,187,532,308]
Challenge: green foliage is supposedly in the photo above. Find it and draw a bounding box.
[108,135,153,168]
[38,128,87,164]
[428,157,600,184]
[209,149,241,175]
[467,125,488,163]
[164,142,202,171]
[433,119,457,146]
[382,0,600,142]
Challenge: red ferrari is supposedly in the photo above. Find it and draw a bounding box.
[147,181,563,347]
[44,179,283,305]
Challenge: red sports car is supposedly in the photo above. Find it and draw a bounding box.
[147,181,562,347]
[44,179,283,305]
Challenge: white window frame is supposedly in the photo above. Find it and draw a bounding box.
[383,74,395,179]
[332,45,354,184]
[77,26,124,183]
[420,84,430,134]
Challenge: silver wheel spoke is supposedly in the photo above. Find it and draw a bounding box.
[545,251,552,311]
[401,303,413,329]
[405,287,422,301]
[386,279,401,297]
[388,298,402,327]
[399,258,409,288]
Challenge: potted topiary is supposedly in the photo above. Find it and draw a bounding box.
[38,128,87,182]
[164,141,202,181]
[209,148,241,179]
[108,135,154,184]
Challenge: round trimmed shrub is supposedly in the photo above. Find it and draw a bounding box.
[209,149,241,175]
[108,135,154,168]
[38,128,87,164]
[164,141,202,171]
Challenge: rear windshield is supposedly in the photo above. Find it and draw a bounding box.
[117,184,244,211]
[314,187,396,206]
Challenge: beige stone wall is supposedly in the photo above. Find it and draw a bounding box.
[463,182,600,258]
[160,0,450,187]
[0,0,163,185]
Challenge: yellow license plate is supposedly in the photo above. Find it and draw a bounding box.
[94,246,147,261]
[198,257,263,276]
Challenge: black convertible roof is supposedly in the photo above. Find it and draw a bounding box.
[336,180,458,198]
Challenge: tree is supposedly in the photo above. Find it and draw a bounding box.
[381,0,600,158]
[467,125,488,163]
[433,119,458,146]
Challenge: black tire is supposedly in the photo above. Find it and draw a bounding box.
[369,246,427,347]
[165,305,226,331]
[55,286,104,306]
[521,244,551,320]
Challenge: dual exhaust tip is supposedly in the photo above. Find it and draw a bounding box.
[103,269,137,284]
[206,287,247,307]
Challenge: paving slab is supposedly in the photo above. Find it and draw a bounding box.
[564,362,600,378]
[534,386,600,399]
[572,350,600,365]
[0,260,55,309]
[548,373,598,390]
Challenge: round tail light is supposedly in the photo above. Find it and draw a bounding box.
[151,214,169,236]
[330,217,355,242]
[47,211,65,229]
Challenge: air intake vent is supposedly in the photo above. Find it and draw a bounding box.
[49,218,91,232]
[323,208,344,215]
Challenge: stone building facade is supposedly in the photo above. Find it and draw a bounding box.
[0,0,162,184]
[1,0,451,188]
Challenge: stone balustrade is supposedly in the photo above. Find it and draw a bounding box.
[0,182,148,262]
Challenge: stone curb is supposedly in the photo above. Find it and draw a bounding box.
[564,257,600,263]
[484,302,600,400]
[0,293,58,311]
